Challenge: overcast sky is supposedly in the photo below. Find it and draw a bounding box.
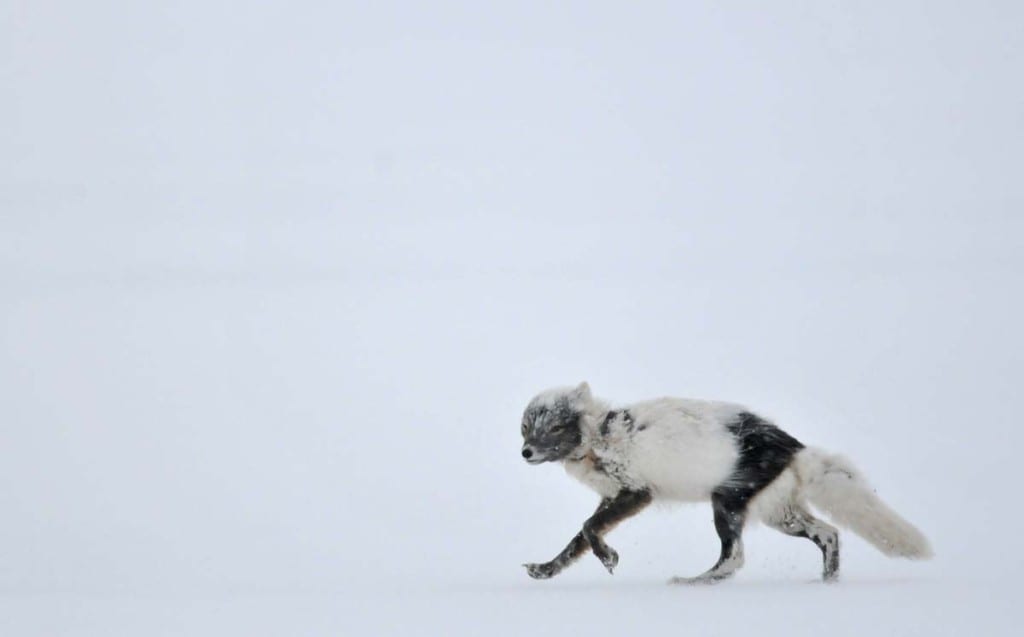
[1,2,1022,634]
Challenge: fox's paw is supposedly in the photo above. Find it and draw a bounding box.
[523,562,557,580]
[594,546,619,574]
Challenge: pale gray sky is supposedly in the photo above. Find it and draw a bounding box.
[2,2,1021,634]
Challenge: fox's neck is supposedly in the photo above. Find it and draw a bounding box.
[565,400,612,462]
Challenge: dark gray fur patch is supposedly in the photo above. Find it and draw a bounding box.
[591,455,630,485]
[599,411,615,436]
[581,489,653,570]
[526,490,652,579]
[522,398,583,462]
[622,410,635,432]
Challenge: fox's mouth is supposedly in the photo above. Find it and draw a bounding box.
[524,455,548,465]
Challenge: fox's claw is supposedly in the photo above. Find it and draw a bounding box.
[523,562,556,580]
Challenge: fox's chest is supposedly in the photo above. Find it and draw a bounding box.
[564,450,641,498]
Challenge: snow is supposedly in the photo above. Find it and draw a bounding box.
[2,1,1023,635]
[0,579,1017,637]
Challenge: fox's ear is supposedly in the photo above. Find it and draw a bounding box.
[571,381,592,404]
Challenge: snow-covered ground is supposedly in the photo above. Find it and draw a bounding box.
[0,578,1018,637]
[2,2,1022,635]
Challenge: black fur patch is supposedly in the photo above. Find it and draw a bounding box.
[716,412,804,506]
[710,492,745,567]
[599,409,636,437]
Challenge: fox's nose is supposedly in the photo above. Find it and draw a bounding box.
[522,447,534,459]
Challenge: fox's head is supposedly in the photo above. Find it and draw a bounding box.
[520,382,592,464]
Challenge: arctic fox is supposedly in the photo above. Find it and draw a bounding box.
[520,383,932,583]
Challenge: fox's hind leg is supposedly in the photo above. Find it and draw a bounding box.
[767,503,840,581]
[671,412,805,585]
[669,492,747,584]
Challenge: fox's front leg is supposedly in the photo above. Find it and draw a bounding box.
[523,530,590,580]
[524,489,652,579]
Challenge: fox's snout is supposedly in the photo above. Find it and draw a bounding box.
[521,444,545,464]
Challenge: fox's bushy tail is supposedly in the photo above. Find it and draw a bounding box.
[794,448,933,559]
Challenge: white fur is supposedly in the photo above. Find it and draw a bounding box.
[565,395,743,501]
[746,465,801,523]
[791,448,933,559]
